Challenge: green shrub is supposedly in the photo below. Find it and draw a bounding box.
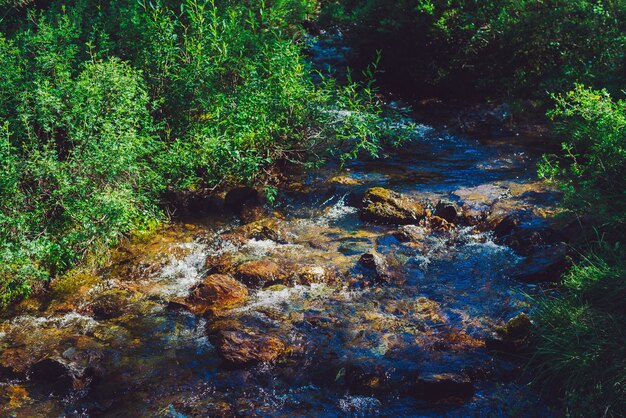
[0,58,162,305]
[533,85,626,417]
[539,85,626,231]
[322,0,626,97]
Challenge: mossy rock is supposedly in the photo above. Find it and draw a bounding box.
[361,187,426,225]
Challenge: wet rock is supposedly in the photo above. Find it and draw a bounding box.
[486,313,533,353]
[427,216,454,232]
[29,358,74,390]
[409,373,473,400]
[212,329,286,366]
[345,360,403,395]
[0,347,31,376]
[393,225,427,243]
[435,200,461,223]
[361,187,426,225]
[497,313,532,340]
[82,288,131,320]
[454,184,510,208]
[238,218,284,242]
[492,213,522,238]
[0,385,31,410]
[205,253,236,275]
[225,187,266,224]
[338,240,372,256]
[329,175,361,185]
[357,253,392,283]
[236,259,288,287]
[457,103,512,137]
[498,225,562,256]
[184,274,248,315]
[513,244,570,283]
[298,266,329,285]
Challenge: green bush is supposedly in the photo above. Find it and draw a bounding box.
[533,85,626,416]
[0,57,162,306]
[322,0,626,97]
[539,85,626,231]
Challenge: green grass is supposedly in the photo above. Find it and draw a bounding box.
[529,245,626,417]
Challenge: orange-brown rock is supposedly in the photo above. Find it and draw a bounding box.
[236,259,288,287]
[185,274,248,314]
[213,329,286,366]
[205,253,236,275]
[238,218,284,242]
[428,216,454,232]
[298,266,335,285]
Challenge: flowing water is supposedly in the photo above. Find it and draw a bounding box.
[0,35,562,417]
[0,120,561,417]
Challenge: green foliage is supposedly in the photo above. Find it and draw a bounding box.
[530,245,626,417]
[540,85,626,231]
[322,0,626,97]
[0,55,162,306]
[0,0,404,306]
[534,85,626,416]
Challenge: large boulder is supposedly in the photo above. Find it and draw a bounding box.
[361,188,427,225]
[185,274,248,314]
[212,329,286,366]
[236,259,288,287]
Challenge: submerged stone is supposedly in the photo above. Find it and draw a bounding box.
[238,218,284,242]
[357,253,392,283]
[393,225,428,244]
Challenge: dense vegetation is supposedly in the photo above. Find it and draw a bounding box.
[534,86,626,416]
[0,0,403,306]
[322,0,626,97]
